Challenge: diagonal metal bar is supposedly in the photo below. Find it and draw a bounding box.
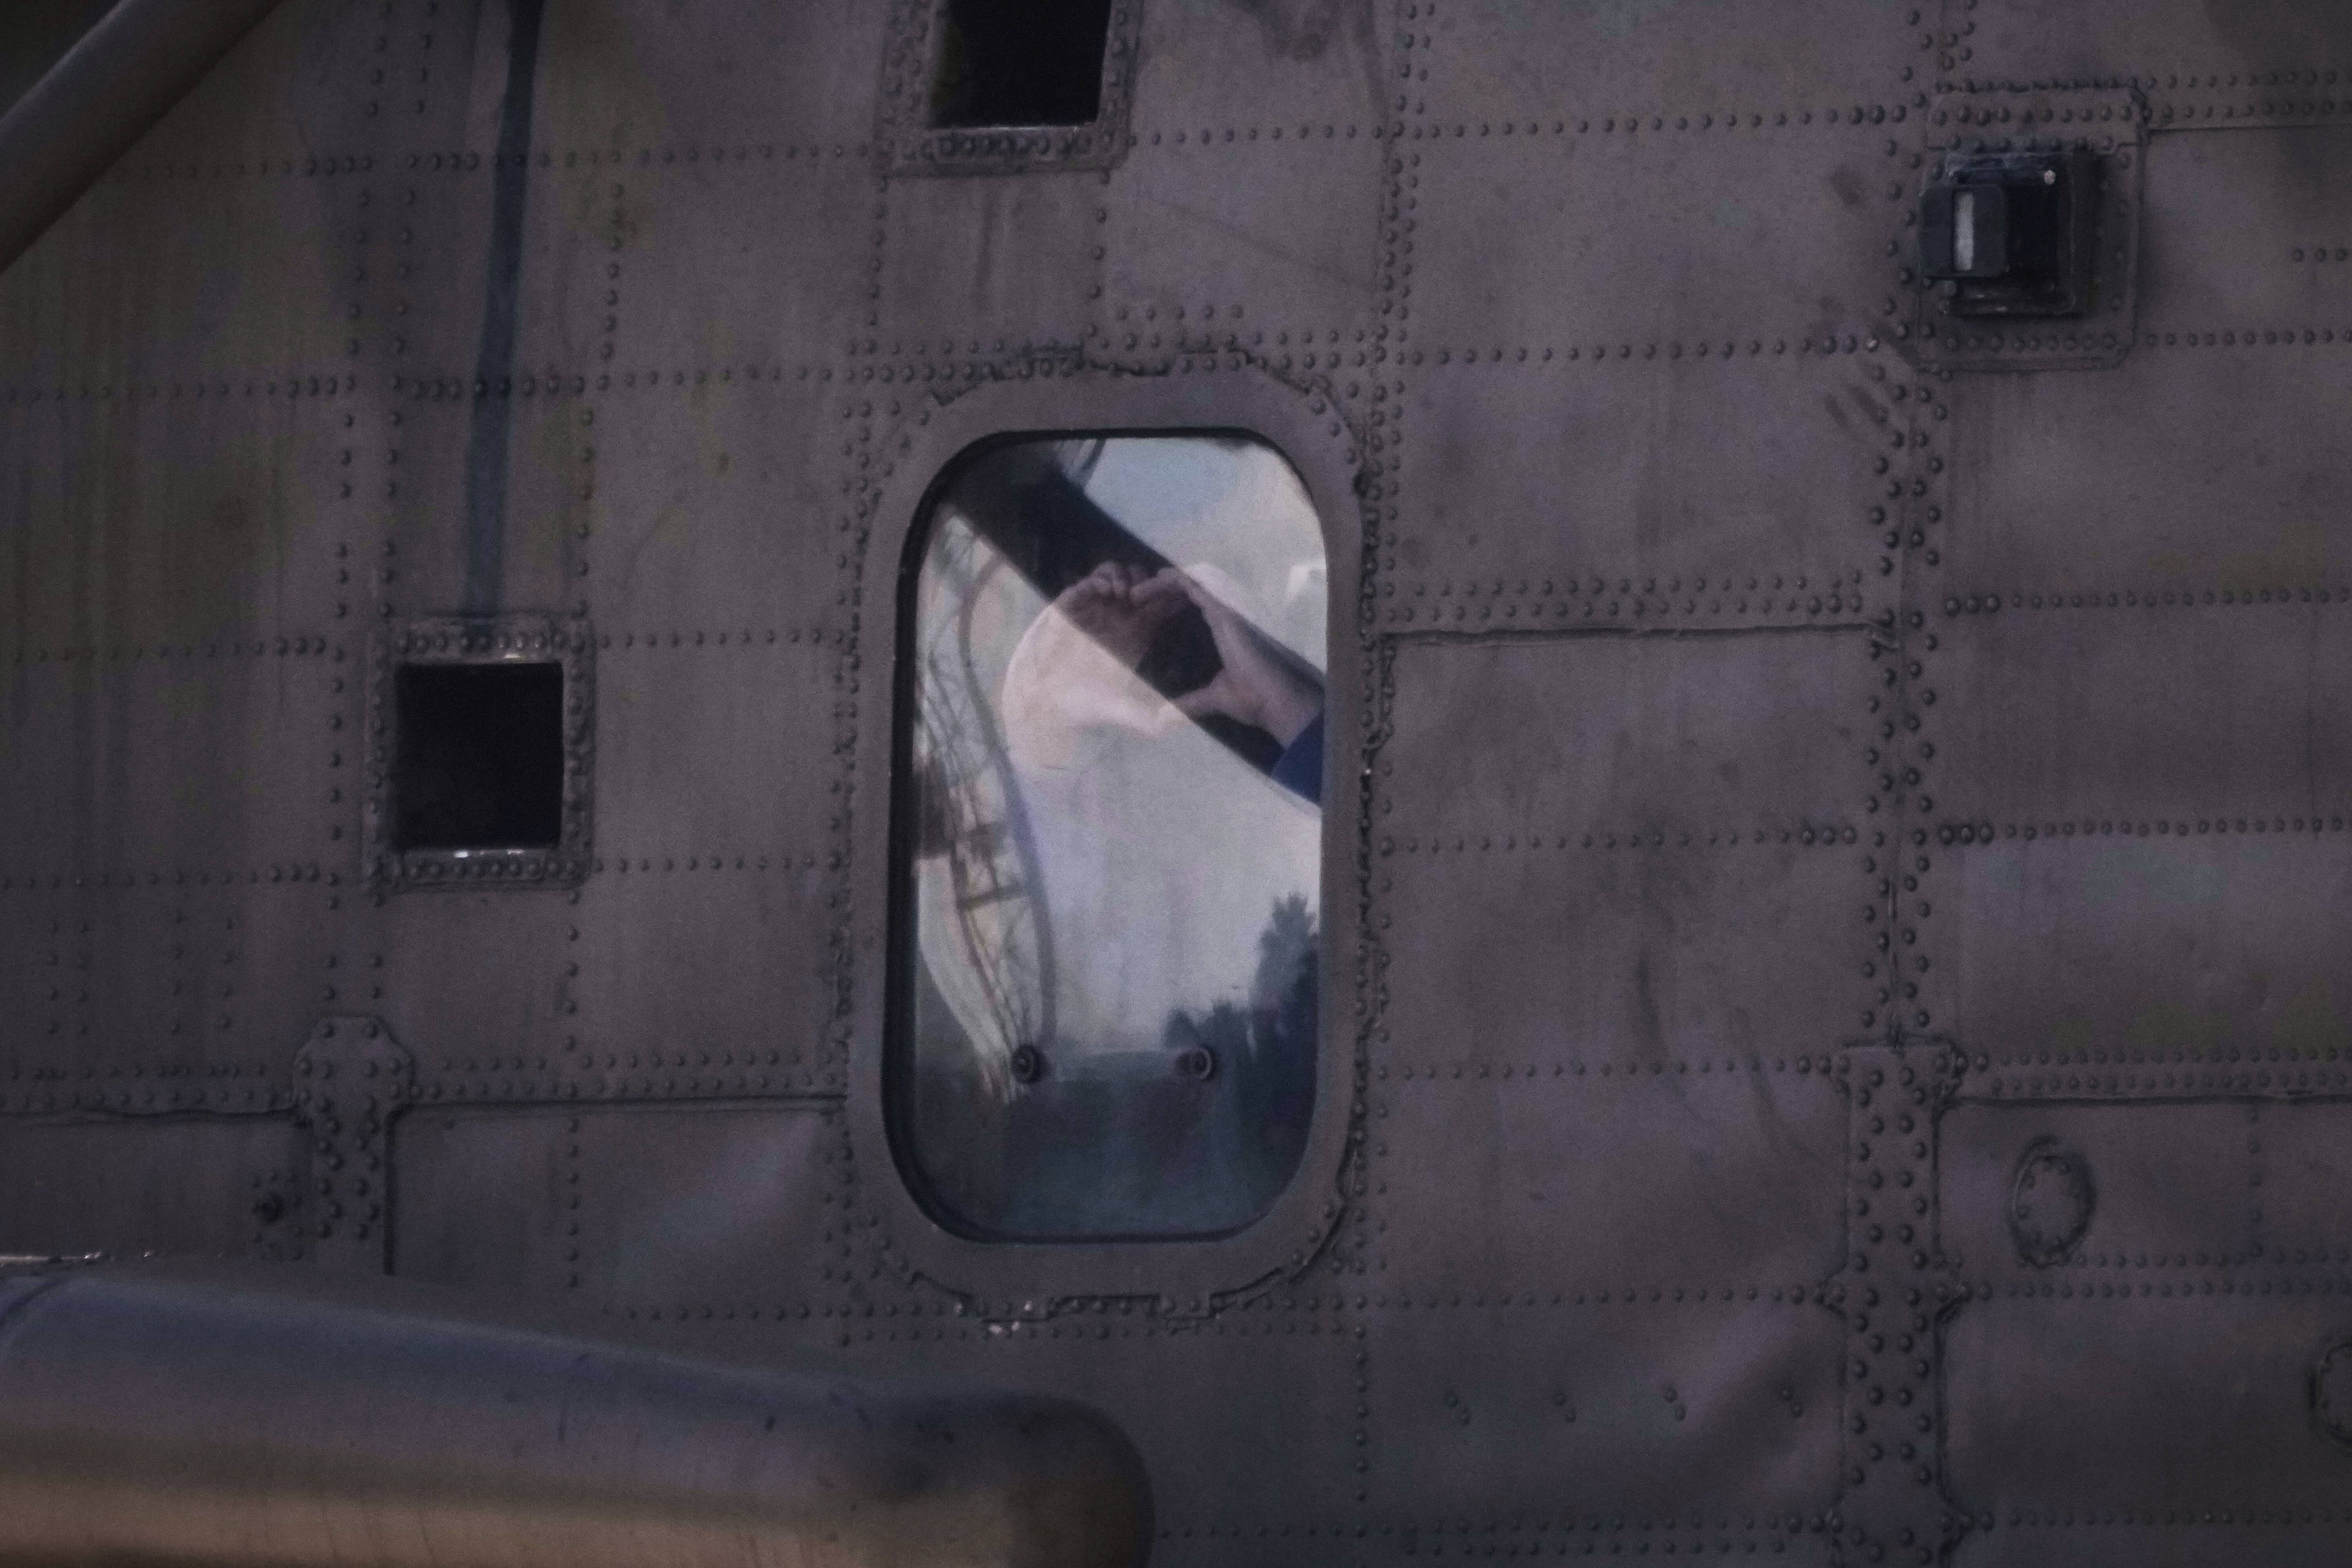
[0,0,288,278]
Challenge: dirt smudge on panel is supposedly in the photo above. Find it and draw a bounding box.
[519,400,596,575]
[2271,980,2352,1057]
[537,0,668,247]
[2081,843,2225,906]
[2123,999,2233,1056]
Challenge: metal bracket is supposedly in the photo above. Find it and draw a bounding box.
[1832,1041,1972,1567]
[295,1017,413,1274]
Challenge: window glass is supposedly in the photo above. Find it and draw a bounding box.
[895,436,1327,1239]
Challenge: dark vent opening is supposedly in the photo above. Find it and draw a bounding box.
[393,663,564,850]
[929,0,1113,129]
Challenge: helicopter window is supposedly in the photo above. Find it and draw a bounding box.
[927,0,1114,129]
[894,435,1327,1239]
[391,662,565,851]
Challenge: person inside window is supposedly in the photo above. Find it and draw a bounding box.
[901,437,1323,1238]
[1017,561,1324,805]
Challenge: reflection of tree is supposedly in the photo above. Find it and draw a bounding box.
[1245,894,1318,1192]
[1144,895,1319,1204]
[912,519,1055,1099]
[1252,894,1316,1018]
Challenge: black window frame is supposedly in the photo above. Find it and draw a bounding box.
[875,0,1142,176]
[364,615,596,892]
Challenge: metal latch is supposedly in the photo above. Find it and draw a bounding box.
[1919,147,2099,318]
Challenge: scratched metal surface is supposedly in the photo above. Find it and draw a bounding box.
[4,2,2352,1565]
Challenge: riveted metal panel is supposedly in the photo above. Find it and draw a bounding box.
[12,0,2352,1559]
[1924,605,2352,823]
[536,0,885,153]
[2139,124,2352,330]
[0,664,81,871]
[1940,1103,2260,1283]
[0,892,40,1061]
[1937,349,2352,594]
[880,172,1098,353]
[4,883,334,1103]
[566,1104,840,1311]
[594,631,836,854]
[371,891,574,1080]
[76,891,226,1086]
[0,171,360,391]
[1928,834,2352,1071]
[1128,0,1385,131]
[379,169,500,384]
[566,869,833,1090]
[578,158,872,376]
[376,401,480,612]
[1380,840,1879,1071]
[1377,631,1882,1066]
[1415,0,1921,124]
[1103,134,1385,340]
[491,393,593,611]
[0,648,345,879]
[510,153,631,376]
[0,400,347,655]
[1389,632,1877,828]
[389,1105,577,1292]
[1362,1300,1841,1540]
[1944,1292,2352,1537]
[2251,1102,2352,1266]
[580,382,849,634]
[1370,1067,1847,1298]
[1949,0,2352,87]
[0,1117,302,1257]
[0,0,381,391]
[1392,359,1896,600]
[1410,125,1906,351]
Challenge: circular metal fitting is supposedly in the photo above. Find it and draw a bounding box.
[2007,1138,2095,1265]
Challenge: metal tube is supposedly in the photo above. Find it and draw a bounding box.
[0,0,289,278]
[0,1261,1151,1568]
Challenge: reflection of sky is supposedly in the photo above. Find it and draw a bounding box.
[920,438,1326,1058]
[1077,438,1328,674]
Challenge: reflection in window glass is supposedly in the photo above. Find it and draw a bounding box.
[895,436,1326,1239]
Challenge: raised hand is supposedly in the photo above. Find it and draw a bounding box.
[1167,571,1322,747]
[1052,561,1191,671]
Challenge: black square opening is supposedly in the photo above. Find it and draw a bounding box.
[928,0,1113,129]
[392,662,565,850]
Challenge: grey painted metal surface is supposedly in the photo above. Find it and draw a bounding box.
[0,1258,1149,1567]
[2,2,2352,1565]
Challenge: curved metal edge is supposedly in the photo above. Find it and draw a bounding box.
[0,0,291,278]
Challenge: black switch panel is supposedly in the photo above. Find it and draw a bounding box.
[1919,146,2099,318]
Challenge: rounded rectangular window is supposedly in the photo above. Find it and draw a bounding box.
[893,435,1327,1240]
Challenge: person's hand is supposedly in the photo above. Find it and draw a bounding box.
[1167,571,1322,746]
[1052,561,1190,671]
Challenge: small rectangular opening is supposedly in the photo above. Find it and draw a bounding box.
[928,0,1113,129]
[392,663,565,851]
